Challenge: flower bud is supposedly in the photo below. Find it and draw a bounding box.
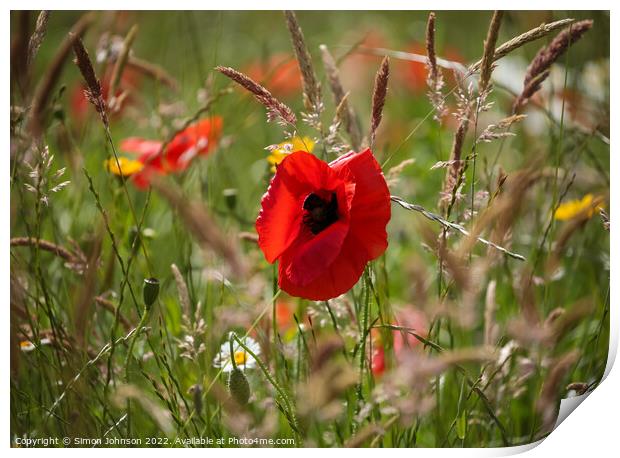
[188,384,203,416]
[228,367,250,405]
[143,277,160,308]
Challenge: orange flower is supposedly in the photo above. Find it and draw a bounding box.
[276,300,295,331]
[394,42,464,94]
[245,53,301,98]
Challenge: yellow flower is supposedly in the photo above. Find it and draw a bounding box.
[267,136,315,172]
[554,194,604,221]
[104,157,144,177]
[233,350,248,365]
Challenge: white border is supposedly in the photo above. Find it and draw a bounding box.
[4,2,617,456]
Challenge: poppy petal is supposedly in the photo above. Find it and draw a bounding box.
[279,151,344,194]
[278,232,369,301]
[257,151,347,263]
[131,168,155,189]
[371,346,386,377]
[166,117,223,169]
[281,219,350,287]
[256,175,305,263]
[120,138,162,158]
[331,148,390,259]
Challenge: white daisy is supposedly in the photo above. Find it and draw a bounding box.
[213,333,260,373]
[20,338,51,353]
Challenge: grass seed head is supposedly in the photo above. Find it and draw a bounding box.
[216,65,297,126]
[370,56,390,147]
[514,19,593,110]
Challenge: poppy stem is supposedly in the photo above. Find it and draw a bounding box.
[356,268,371,409]
[232,334,301,442]
[272,263,278,373]
[122,306,151,436]
[229,333,238,371]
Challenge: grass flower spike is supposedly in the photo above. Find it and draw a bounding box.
[267,136,315,172]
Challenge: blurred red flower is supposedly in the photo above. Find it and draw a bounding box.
[119,116,223,189]
[370,328,386,377]
[70,67,141,124]
[395,42,464,94]
[339,30,389,93]
[392,308,428,361]
[244,53,301,98]
[256,149,391,300]
[370,308,429,377]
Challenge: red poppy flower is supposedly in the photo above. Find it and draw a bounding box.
[119,116,223,189]
[256,149,391,301]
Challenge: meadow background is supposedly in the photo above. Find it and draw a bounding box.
[10,10,610,448]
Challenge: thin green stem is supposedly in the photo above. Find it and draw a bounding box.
[232,333,301,442]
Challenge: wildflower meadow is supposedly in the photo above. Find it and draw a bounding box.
[9,9,610,449]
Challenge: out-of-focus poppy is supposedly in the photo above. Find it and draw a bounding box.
[275,300,295,330]
[70,67,141,124]
[244,53,301,98]
[392,308,428,362]
[370,308,429,377]
[394,42,464,94]
[339,30,389,93]
[119,116,223,189]
[370,328,386,376]
[256,149,391,300]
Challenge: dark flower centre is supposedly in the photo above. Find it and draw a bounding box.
[302,192,338,234]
